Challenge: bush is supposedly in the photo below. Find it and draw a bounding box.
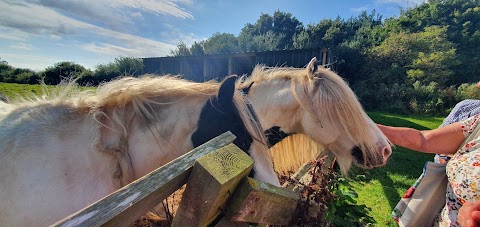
[286,156,375,226]
[355,79,479,116]
[43,62,87,85]
[456,83,480,100]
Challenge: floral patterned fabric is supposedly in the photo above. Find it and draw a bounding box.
[435,99,480,164]
[435,114,480,226]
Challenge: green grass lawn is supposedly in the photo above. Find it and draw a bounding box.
[0,82,51,100]
[0,82,92,102]
[351,112,444,226]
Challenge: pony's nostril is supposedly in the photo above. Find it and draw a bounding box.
[381,146,392,164]
[383,146,392,158]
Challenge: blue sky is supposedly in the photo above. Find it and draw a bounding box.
[0,0,426,71]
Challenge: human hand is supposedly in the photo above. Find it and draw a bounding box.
[458,201,480,227]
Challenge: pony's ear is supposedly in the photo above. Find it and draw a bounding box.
[306,57,318,79]
[218,75,238,106]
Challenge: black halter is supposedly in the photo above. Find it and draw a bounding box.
[241,82,293,147]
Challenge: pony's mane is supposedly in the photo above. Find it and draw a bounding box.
[239,66,382,173]
[2,75,269,185]
[90,75,266,143]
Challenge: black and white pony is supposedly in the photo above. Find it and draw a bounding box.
[0,58,391,226]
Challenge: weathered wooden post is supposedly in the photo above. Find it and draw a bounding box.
[172,144,254,227]
[51,132,236,227]
[225,177,300,226]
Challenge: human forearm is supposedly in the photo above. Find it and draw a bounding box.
[377,124,427,152]
[377,123,464,154]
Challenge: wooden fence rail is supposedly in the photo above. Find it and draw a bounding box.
[51,131,303,227]
[52,132,236,227]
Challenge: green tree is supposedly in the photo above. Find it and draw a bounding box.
[346,11,386,49]
[251,31,286,51]
[76,69,95,85]
[94,62,119,83]
[203,33,240,54]
[43,62,87,85]
[238,23,258,51]
[271,11,303,49]
[239,11,303,51]
[0,58,12,82]
[372,26,458,86]
[384,0,480,84]
[88,56,143,84]
[13,68,39,84]
[190,41,205,56]
[170,42,192,56]
[293,19,333,49]
[114,56,143,76]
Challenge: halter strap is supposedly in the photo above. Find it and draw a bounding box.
[241,81,255,94]
[240,81,293,147]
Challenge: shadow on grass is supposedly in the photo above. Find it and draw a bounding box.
[352,113,440,210]
[369,112,436,130]
[352,148,433,211]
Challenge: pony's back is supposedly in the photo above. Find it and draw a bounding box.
[0,75,272,226]
[0,101,13,118]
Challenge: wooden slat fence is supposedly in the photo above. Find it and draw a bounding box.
[143,48,334,82]
[50,131,311,227]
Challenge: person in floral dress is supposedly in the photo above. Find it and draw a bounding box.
[378,114,480,226]
[435,99,480,164]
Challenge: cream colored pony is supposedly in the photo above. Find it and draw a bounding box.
[0,58,391,226]
[238,57,392,174]
[0,76,271,226]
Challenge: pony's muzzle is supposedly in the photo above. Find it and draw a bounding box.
[352,145,392,168]
[382,145,392,163]
[351,146,364,165]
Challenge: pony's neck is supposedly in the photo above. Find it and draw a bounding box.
[246,80,302,143]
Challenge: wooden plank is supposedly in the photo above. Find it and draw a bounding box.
[172,144,254,227]
[226,177,300,226]
[51,131,236,227]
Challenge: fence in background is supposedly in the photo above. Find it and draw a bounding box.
[143,48,333,81]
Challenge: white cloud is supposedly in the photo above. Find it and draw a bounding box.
[82,40,175,58]
[17,0,193,35]
[131,12,144,19]
[377,0,427,6]
[171,0,194,5]
[160,30,205,46]
[351,6,369,13]
[108,0,194,19]
[0,2,88,36]
[178,33,205,46]
[0,1,179,58]
[0,0,201,71]
[85,26,177,57]
[49,35,62,41]
[9,43,33,51]
[1,53,63,71]
[0,27,30,41]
